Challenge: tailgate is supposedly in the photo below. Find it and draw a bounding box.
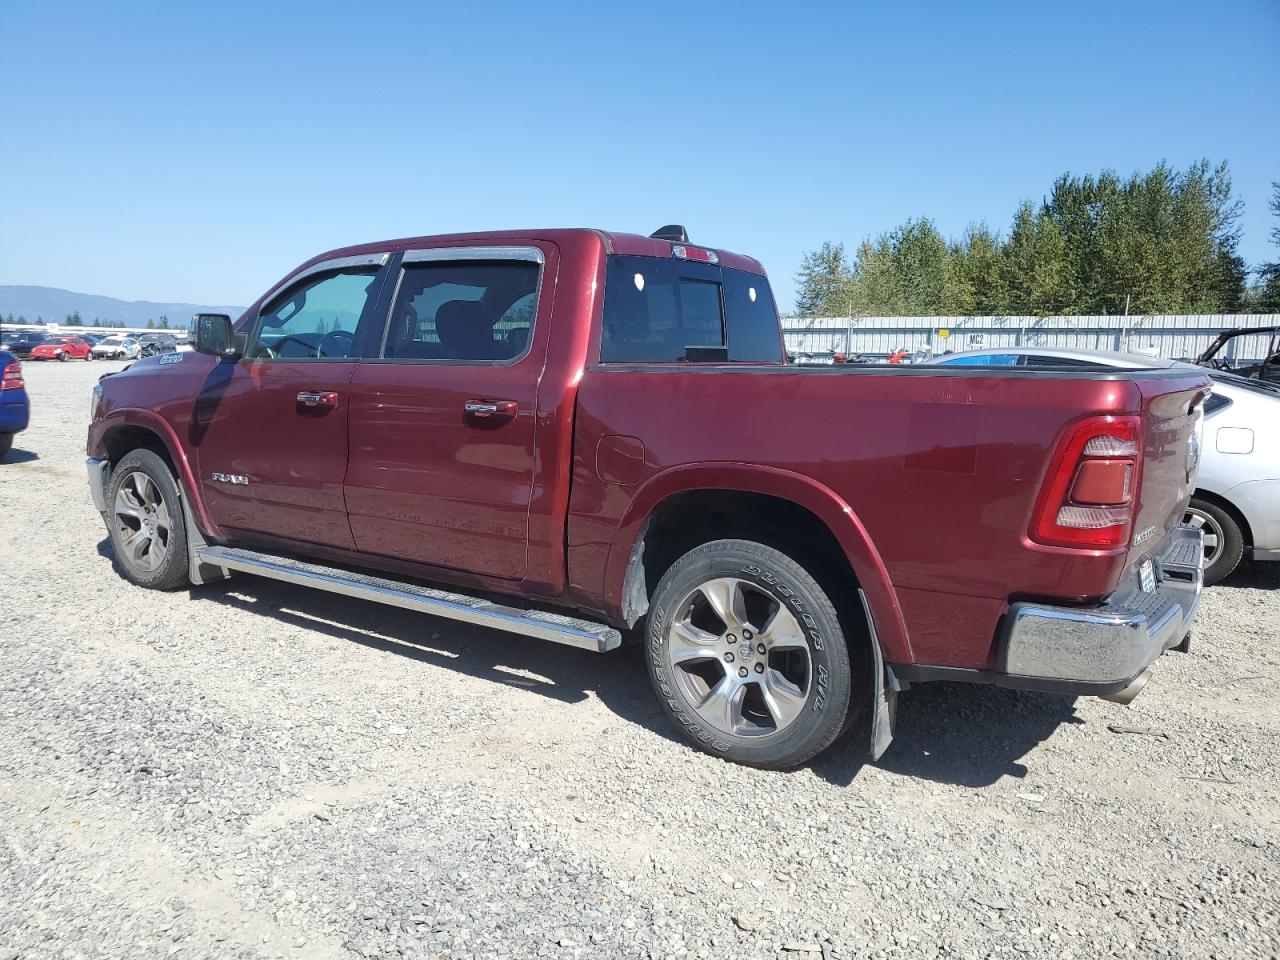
[1131,373,1210,552]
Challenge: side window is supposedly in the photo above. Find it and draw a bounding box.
[383,260,541,362]
[1021,354,1093,368]
[251,269,378,360]
[600,256,725,363]
[722,268,783,362]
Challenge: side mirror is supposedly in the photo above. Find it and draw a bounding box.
[191,314,238,359]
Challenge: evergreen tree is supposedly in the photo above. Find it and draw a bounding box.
[1257,182,1280,310]
[796,159,1248,316]
[794,242,853,316]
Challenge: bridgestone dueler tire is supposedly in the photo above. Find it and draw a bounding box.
[106,449,191,591]
[645,539,853,769]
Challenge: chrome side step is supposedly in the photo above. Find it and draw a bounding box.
[195,545,622,653]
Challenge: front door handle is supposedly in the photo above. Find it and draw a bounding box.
[464,400,518,419]
[297,390,339,410]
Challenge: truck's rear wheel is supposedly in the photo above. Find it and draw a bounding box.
[106,449,190,590]
[645,539,852,769]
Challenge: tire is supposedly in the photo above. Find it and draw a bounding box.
[56,351,67,361]
[105,449,190,590]
[0,432,12,460]
[1185,498,1244,586]
[645,539,853,769]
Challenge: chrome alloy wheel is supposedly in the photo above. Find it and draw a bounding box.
[113,470,174,572]
[1184,506,1224,568]
[665,577,812,738]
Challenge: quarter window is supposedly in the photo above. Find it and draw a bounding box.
[383,261,540,361]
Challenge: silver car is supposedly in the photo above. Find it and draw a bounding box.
[931,346,1280,584]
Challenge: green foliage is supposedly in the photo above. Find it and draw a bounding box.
[145,318,155,329]
[794,242,853,317]
[65,310,83,326]
[798,160,1252,316]
[1256,182,1280,310]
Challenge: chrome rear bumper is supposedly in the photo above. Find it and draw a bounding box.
[997,525,1204,696]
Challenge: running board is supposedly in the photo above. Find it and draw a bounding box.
[195,545,623,653]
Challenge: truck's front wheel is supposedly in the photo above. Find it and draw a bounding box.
[645,539,852,769]
[106,449,190,590]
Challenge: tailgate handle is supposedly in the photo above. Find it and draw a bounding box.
[465,400,518,419]
[297,390,339,410]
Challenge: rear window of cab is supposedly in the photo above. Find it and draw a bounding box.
[600,255,783,363]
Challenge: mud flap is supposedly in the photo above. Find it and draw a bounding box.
[182,492,232,586]
[860,588,897,760]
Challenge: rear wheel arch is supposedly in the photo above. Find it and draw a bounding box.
[610,467,912,666]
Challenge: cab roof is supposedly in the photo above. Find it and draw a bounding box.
[306,228,767,277]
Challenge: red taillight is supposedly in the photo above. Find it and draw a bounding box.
[1030,415,1142,549]
[0,360,23,391]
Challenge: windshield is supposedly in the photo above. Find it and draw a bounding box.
[100,338,122,346]
[1203,330,1280,369]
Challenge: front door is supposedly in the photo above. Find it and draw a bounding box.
[192,256,390,548]
[344,245,552,580]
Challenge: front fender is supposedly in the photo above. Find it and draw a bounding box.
[604,462,913,663]
[89,407,222,540]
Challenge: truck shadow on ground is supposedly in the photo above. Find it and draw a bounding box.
[96,536,1082,790]
[188,571,1082,789]
[813,684,1082,788]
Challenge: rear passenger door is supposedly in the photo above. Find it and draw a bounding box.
[343,245,555,581]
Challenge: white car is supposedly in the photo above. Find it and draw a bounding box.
[90,337,141,360]
[931,346,1280,584]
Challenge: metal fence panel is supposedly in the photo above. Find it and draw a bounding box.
[781,315,1280,362]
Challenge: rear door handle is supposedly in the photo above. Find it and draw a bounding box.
[297,390,339,409]
[464,400,518,419]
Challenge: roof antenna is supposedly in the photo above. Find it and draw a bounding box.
[649,224,689,243]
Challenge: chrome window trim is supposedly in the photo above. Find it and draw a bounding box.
[402,245,544,265]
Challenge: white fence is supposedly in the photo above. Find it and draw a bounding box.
[782,314,1280,362]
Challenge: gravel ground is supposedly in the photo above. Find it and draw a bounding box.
[2,358,1278,960]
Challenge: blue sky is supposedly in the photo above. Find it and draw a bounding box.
[1,0,1276,311]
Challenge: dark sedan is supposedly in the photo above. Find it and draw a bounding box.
[0,330,52,358]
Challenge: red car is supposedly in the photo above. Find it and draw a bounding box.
[29,336,93,361]
[86,226,1210,769]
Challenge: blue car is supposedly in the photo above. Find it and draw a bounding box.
[0,349,30,460]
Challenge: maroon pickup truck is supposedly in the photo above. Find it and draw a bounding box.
[87,227,1209,769]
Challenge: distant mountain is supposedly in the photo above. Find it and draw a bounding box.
[0,285,245,329]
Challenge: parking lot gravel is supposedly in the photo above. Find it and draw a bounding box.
[1,358,1278,960]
